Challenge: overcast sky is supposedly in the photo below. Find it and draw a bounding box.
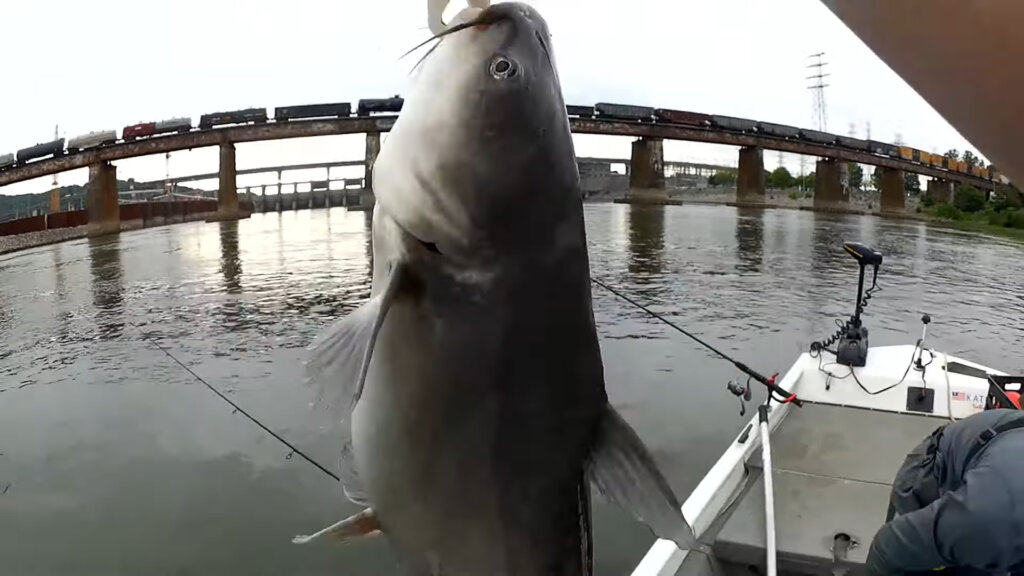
[0,0,988,196]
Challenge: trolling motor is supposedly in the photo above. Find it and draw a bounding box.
[811,241,884,367]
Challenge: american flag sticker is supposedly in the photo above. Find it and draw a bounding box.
[952,391,965,401]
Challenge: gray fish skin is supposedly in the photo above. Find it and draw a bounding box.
[300,2,695,575]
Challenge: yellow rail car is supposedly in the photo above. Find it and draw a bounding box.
[898,146,914,161]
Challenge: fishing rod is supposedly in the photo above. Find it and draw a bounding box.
[590,278,802,407]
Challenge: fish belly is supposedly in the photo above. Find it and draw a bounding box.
[351,282,604,575]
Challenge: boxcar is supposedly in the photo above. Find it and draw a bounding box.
[710,115,758,132]
[954,160,967,173]
[836,135,869,151]
[594,102,655,122]
[275,102,352,122]
[897,146,914,161]
[800,129,836,144]
[199,108,268,130]
[654,108,712,127]
[357,97,404,116]
[0,153,15,170]
[566,105,595,118]
[123,122,156,141]
[16,138,65,163]
[756,121,800,138]
[867,140,899,158]
[154,117,193,135]
[927,153,945,168]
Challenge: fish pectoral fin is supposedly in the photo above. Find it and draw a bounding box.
[585,404,697,551]
[305,261,406,415]
[304,261,407,505]
[292,508,382,545]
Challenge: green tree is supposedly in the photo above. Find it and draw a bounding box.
[954,184,986,213]
[708,169,737,187]
[904,173,921,194]
[799,172,815,190]
[944,149,960,161]
[768,166,794,189]
[963,150,980,167]
[847,163,864,189]
[992,183,1023,211]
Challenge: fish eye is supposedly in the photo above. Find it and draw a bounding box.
[489,56,518,79]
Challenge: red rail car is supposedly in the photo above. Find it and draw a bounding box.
[654,108,713,127]
[123,122,156,141]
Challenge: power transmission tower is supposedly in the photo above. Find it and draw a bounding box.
[865,121,871,141]
[49,125,60,213]
[807,52,829,132]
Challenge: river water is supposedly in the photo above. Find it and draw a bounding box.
[2,204,1024,575]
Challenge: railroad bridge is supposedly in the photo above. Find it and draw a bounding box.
[0,101,999,236]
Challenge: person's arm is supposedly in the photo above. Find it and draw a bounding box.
[866,460,1011,576]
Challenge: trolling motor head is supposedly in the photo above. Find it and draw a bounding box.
[836,242,883,366]
[810,241,884,367]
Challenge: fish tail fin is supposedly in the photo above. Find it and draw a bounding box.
[586,403,697,551]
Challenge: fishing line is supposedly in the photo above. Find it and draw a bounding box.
[130,322,340,483]
[590,277,800,405]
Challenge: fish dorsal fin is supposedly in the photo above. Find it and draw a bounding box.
[585,404,697,551]
[304,261,407,505]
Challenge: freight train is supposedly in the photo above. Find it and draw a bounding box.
[563,102,1000,181]
[0,99,1001,183]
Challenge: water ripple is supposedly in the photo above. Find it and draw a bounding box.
[2,204,1024,574]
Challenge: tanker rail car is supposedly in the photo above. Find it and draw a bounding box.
[67,130,117,153]
[16,139,65,164]
[357,97,404,116]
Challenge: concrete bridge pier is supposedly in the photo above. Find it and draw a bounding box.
[625,137,673,203]
[878,167,906,212]
[207,142,246,222]
[737,146,765,202]
[814,158,847,208]
[365,132,381,195]
[927,178,954,205]
[87,162,119,237]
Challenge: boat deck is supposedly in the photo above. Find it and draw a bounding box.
[677,401,948,576]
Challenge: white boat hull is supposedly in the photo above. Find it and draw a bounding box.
[632,343,1005,576]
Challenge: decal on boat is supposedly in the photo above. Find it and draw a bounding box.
[952,390,985,409]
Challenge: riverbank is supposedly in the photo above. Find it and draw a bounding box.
[1,192,1018,258]
[0,211,229,257]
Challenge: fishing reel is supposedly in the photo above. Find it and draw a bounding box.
[726,377,753,416]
